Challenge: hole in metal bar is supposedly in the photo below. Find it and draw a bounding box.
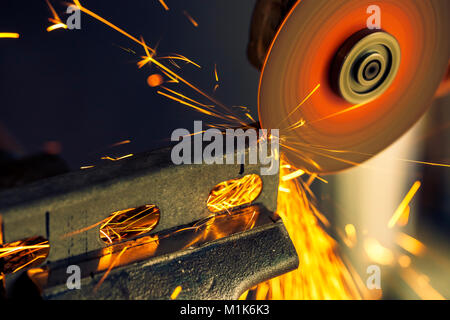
[99,205,160,244]
[207,174,262,213]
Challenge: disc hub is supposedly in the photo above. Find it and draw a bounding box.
[331,29,401,104]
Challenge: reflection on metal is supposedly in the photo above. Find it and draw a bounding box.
[0,236,49,275]
[24,205,298,300]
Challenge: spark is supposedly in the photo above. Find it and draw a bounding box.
[72,1,155,55]
[114,44,136,54]
[182,130,206,138]
[388,181,421,228]
[101,154,133,161]
[60,220,104,239]
[160,86,213,109]
[0,33,19,39]
[158,54,201,68]
[137,36,154,69]
[214,64,219,82]
[12,255,47,273]
[287,141,450,169]
[239,290,249,300]
[157,90,229,120]
[307,101,368,125]
[398,255,411,268]
[344,224,357,248]
[396,232,426,256]
[364,238,394,266]
[245,113,255,123]
[99,205,160,244]
[158,0,169,11]
[279,84,320,129]
[110,140,131,147]
[278,186,291,193]
[400,268,444,300]
[0,215,3,244]
[281,169,305,182]
[80,165,95,169]
[69,1,241,123]
[45,0,68,32]
[47,23,68,32]
[94,246,128,292]
[396,206,410,227]
[206,174,262,213]
[312,174,328,184]
[0,238,49,275]
[170,285,182,299]
[257,156,364,299]
[0,244,49,256]
[147,74,164,87]
[183,11,198,27]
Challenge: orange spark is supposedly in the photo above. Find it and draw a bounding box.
[245,113,255,122]
[257,157,364,299]
[344,224,357,248]
[0,215,3,245]
[147,74,164,87]
[94,246,128,292]
[239,290,249,300]
[170,285,182,299]
[388,181,421,228]
[158,54,201,69]
[280,84,320,129]
[45,0,68,32]
[281,169,305,182]
[364,238,394,266]
[161,86,213,108]
[80,165,95,170]
[0,237,50,275]
[214,64,219,82]
[400,268,445,300]
[47,23,68,32]
[0,33,19,39]
[157,90,229,120]
[183,11,198,27]
[158,0,169,11]
[71,1,235,119]
[110,140,131,147]
[308,101,368,125]
[398,255,411,268]
[101,154,133,161]
[99,205,160,244]
[206,174,262,213]
[396,232,426,256]
[396,206,410,227]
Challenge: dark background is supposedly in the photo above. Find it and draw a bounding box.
[0,0,259,168]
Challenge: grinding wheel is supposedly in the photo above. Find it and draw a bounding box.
[257,0,450,174]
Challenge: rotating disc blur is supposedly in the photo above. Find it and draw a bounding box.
[258,0,450,174]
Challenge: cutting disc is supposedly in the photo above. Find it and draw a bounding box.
[258,0,450,174]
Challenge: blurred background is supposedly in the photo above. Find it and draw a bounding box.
[0,0,448,299]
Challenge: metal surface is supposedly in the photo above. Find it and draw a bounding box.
[257,0,450,174]
[0,146,278,264]
[13,211,298,300]
[0,132,295,299]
